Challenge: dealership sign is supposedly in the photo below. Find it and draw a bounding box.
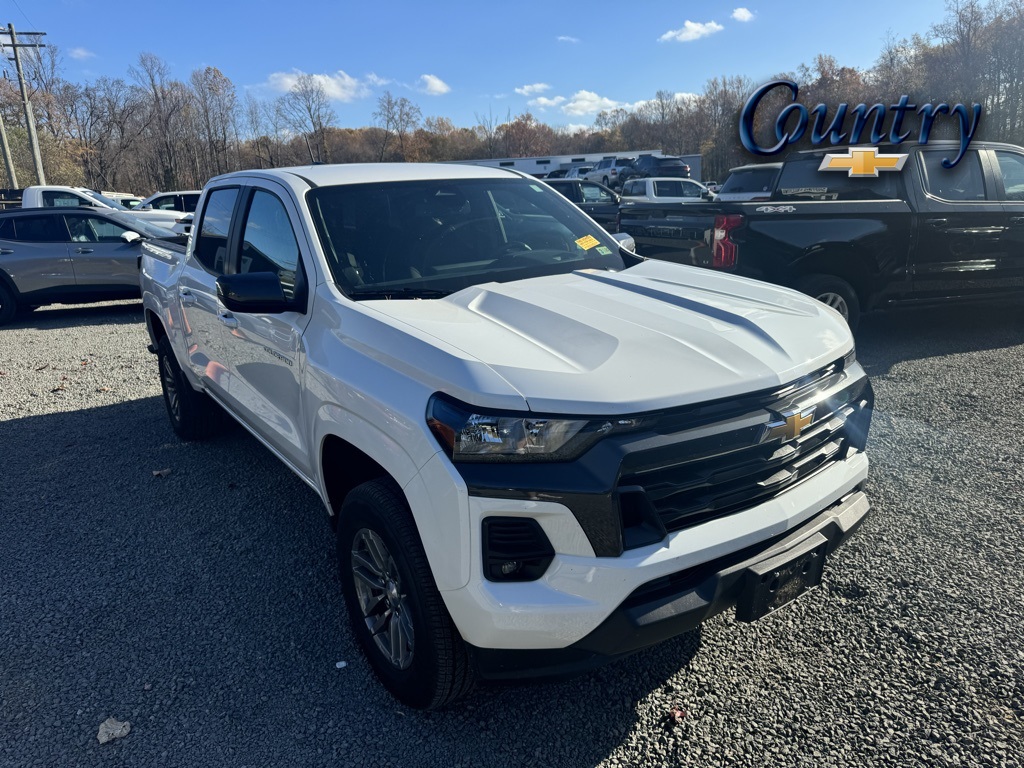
[738,79,982,169]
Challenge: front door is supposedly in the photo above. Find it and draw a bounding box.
[62,213,141,292]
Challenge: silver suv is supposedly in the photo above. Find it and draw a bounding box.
[584,157,635,189]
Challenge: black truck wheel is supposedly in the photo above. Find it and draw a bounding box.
[337,478,475,710]
[156,335,220,440]
[798,275,861,332]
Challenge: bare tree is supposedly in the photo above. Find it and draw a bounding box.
[373,90,422,161]
[277,74,335,163]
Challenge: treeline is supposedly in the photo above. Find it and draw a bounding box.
[1,0,1021,193]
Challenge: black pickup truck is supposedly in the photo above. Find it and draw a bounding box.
[617,141,1024,329]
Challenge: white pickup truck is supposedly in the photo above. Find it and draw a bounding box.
[140,163,873,709]
[21,186,180,230]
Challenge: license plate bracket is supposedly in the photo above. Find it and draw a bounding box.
[736,532,829,623]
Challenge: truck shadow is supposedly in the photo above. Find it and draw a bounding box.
[856,302,1024,377]
[0,397,702,767]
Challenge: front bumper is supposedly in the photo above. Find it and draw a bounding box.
[471,487,869,680]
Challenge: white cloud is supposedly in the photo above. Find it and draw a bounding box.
[528,96,566,111]
[560,90,628,116]
[266,69,369,101]
[69,47,95,60]
[732,7,754,22]
[515,83,551,96]
[659,20,724,43]
[365,73,391,87]
[418,74,451,95]
[557,35,580,43]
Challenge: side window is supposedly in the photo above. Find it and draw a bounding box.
[14,215,65,242]
[994,151,1024,201]
[0,217,13,239]
[238,189,302,301]
[151,195,178,210]
[42,190,87,208]
[580,183,612,203]
[194,187,239,275]
[919,150,986,202]
[776,159,899,201]
[67,215,131,243]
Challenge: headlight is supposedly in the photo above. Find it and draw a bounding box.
[427,395,642,463]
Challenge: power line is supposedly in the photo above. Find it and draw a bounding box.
[8,0,32,28]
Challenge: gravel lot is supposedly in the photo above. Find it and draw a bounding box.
[1,299,1023,768]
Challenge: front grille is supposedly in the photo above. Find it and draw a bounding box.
[617,370,871,540]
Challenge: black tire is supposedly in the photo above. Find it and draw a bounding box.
[156,335,220,440]
[0,282,17,326]
[797,274,861,332]
[338,478,475,710]
[602,176,610,187]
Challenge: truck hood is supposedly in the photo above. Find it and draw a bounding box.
[363,260,852,415]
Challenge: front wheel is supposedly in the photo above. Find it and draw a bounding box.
[156,335,221,440]
[337,478,475,709]
[798,274,861,332]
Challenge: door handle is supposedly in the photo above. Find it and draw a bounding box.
[1010,216,1024,226]
[0,248,13,255]
[74,247,94,254]
[218,311,239,329]
[178,287,197,305]
[925,218,948,228]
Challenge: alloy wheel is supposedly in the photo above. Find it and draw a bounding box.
[351,528,415,670]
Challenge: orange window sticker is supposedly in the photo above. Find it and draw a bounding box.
[575,235,601,250]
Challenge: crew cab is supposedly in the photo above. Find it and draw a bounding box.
[544,178,620,231]
[141,163,873,709]
[618,141,1024,329]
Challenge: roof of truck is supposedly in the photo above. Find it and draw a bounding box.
[211,162,520,190]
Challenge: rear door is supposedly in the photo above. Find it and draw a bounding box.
[989,147,1024,290]
[910,148,1012,298]
[177,186,241,388]
[0,214,74,295]
[62,212,140,291]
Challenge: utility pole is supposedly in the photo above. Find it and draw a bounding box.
[3,25,46,185]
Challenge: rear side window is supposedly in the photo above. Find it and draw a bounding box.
[919,150,987,202]
[720,167,780,195]
[182,194,200,212]
[194,188,239,274]
[775,159,899,201]
[0,217,12,239]
[14,215,65,242]
[994,151,1024,201]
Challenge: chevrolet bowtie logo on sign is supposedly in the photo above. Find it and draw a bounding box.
[762,406,816,443]
[818,147,909,178]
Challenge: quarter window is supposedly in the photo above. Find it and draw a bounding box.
[194,187,238,275]
[239,190,302,300]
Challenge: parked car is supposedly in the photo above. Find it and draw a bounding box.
[119,197,145,209]
[704,180,721,194]
[0,207,181,325]
[714,163,783,202]
[617,155,692,186]
[20,186,181,230]
[583,157,635,188]
[565,165,592,179]
[617,141,1024,330]
[136,190,202,213]
[620,177,709,203]
[544,169,569,179]
[545,178,620,231]
[141,162,871,710]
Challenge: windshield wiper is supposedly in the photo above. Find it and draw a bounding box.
[347,287,452,300]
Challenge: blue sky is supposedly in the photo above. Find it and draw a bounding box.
[9,1,946,130]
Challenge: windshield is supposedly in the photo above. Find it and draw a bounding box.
[107,211,177,239]
[307,177,629,299]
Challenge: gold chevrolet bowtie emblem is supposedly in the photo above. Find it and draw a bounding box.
[818,147,908,178]
[763,407,816,442]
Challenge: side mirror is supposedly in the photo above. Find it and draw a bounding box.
[612,232,636,252]
[701,190,714,201]
[216,272,292,314]
[121,231,142,244]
